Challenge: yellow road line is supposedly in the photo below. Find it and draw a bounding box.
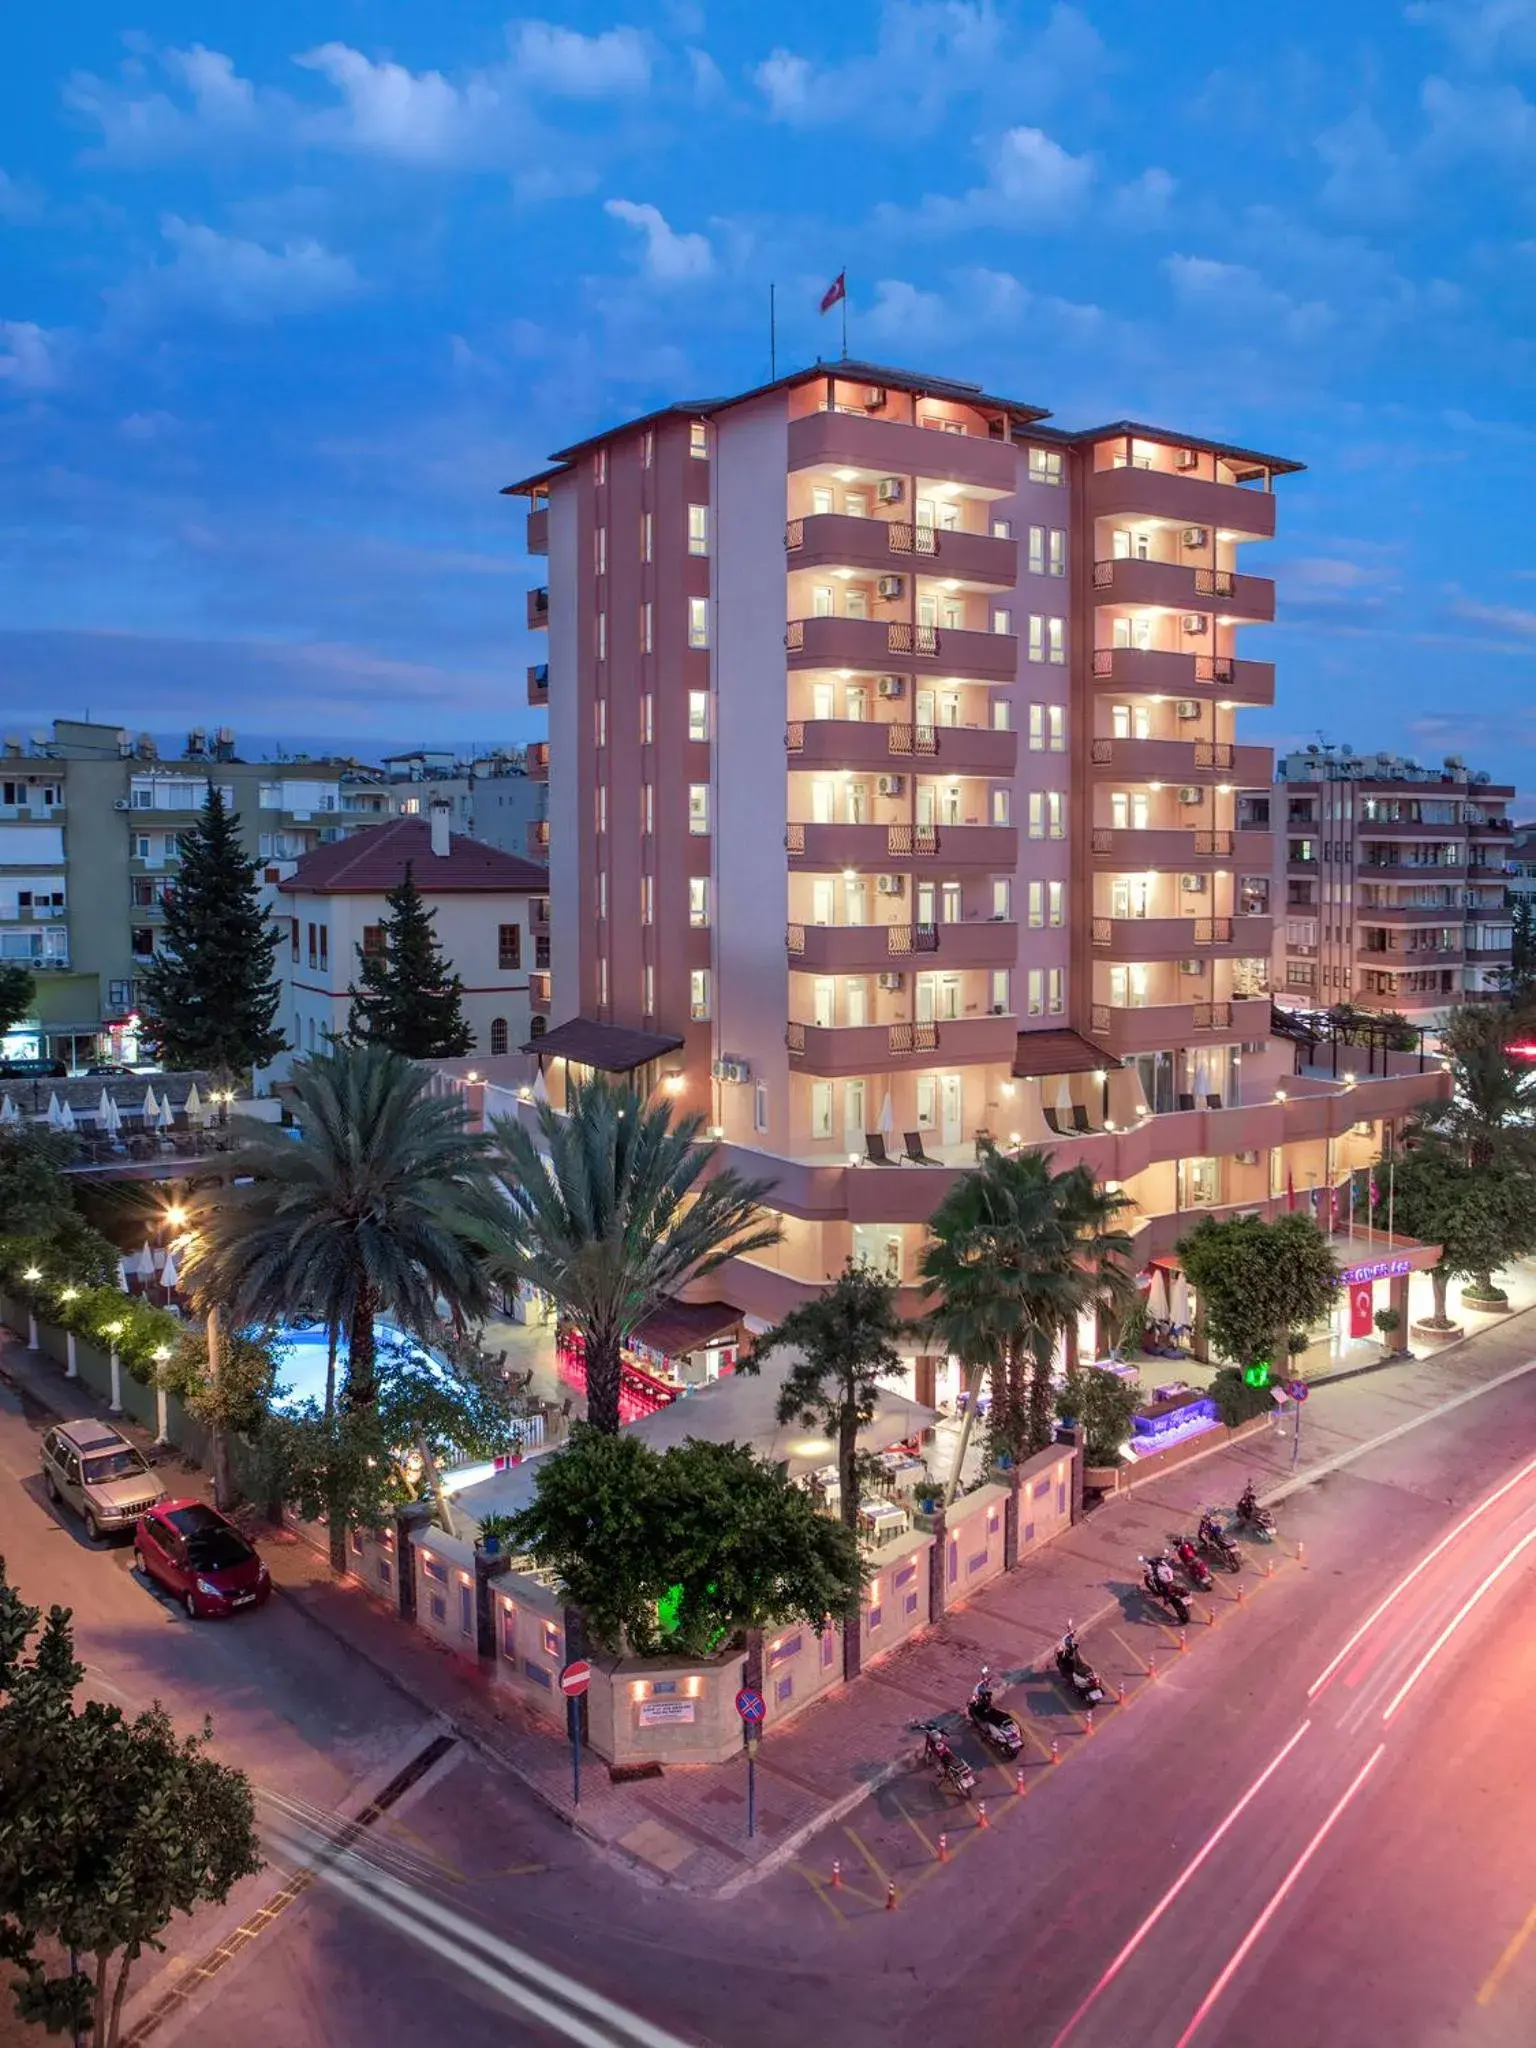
[842,1824,891,1890]
[794,1864,854,1924]
[1478,1895,1536,2005]
[890,1793,935,1859]
[1108,1625,1150,1674]
[488,1861,547,1878]
[1018,1718,1056,1761]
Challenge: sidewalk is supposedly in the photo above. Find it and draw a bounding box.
[5,1297,1535,1896]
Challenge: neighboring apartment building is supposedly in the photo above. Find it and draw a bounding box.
[0,719,395,1067]
[503,360,1445,1375]
[271,806,552,1072]
[1275,747,1514,1022]
[1505,823,1536,909]
[384,748,550,864]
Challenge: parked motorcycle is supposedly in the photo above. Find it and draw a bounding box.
[1171,1533,1215,1592]
[1198,1510,1243,1573]
[1141,1552,1192,1626]
[1054,1628,1106,1706]
[1234,1481,1276,1542]
[967,1668,1024,1758]
[921,1723,976,1797]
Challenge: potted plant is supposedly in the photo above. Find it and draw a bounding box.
[475,1512,517,1557]
[1373,1306,1402,1358]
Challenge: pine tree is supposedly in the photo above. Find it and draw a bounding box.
[348,863,473,1059]
[138,784,285,1076]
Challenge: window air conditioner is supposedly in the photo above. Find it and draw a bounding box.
[1178,785,1205,806]
[876,676,905,698]
[877,972,905,992]
[1235,1149,1259,1166]
[1182,527,1210,548]
[864,386,888,410]
[1176,699,1200,721]
[876,774,905,796]
[877,575,905,600]
[877,478,904,503]
[1176,448,1200,470]
[1179,872,1208,893]
[1182,613,1208,634]
[112,798,130,811]
[1179,958,1203,976]
[876,874,905,896]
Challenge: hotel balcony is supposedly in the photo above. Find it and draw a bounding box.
[787,410,1018,495]
[1353,901,1464,924]
[786,615,1017,681]
[785,513,1016,587]
[785,1014,1019,1076]
[1087,997,1272,1055]
[531,897,550,933]
[1089,558,1275,624]
[1088,648,1275,708]
[786,719,1017,776]
[787,918,1019,972]
[526,507,548,556]
[529,972,552,1012]
[1088,737,1271,785]
[527,586,549,631]
[527,819,550,859]
[786,821,1019,869]
[526,742,549,782]
[527,662,548,708]
[1086,464,1277,540]
[1089,914,1274,961]
[1090,826,1271,872]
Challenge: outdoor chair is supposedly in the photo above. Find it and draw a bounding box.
[1205,1093,1224,1111]
[1069,1105,1094,1134]
[903,1131,936,1164]
[1177,1092,1197,1112]
[865,1132,897,1165]
[1042,1107,1066,1135]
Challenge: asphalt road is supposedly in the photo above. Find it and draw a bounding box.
[5,1357,1536,2048]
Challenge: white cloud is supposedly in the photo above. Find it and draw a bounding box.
[862,279,950,351]
[0,321,63,392]
[0,171,43,222]
[1408,0,1536,65]
[1315,107,1408,218]
[511,21,652,97]
[64,44,274,158]
[140,218,360,320]
[1110,165,1176,228]
[889,124,1095,233]
[295,44,494,163]
[860,265,1104,353]
[688,48,727,102]
[604,198,712,279]
[1420,75,1536,160]
[1163,252,1335,342]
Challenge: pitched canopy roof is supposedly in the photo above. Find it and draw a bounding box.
[1012,1029,1120,1079]
[279,819,550,896]
[522,1016,684,1071]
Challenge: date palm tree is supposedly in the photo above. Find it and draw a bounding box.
[917,1146,1134,1497]
[486,1073,781,1435]
[190,1043,500,1413]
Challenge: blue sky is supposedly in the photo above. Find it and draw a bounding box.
[3,3,1535,791]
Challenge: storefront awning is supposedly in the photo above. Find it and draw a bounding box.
[521,1016,684,1072]
[1012,1028,1120,1079]
[630,1298,742,1360]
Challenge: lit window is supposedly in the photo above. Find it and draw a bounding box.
[640,693,654,744]
[1028,881,1044,929]
[990,970,1010,1013]
[690,968,711,1020]
[1028,447,1063,485]
[1048,792,1064,839]
[594,449,607,485]
[1028,794,1045,841]
[595,526,607,575]
[1047,967,1064,1014]
[689,421,709,458]
[1028,526,1045,575]
[1027,615,1044,663]
[640,602,653,654]
[1028,704,1045,752]
[689,877,710,927]
[642,783,654,835]
[596,611,607,660]
[754,1082,769,1133]
[1047,617,1065,665]
[992,607,1012,636]
[688,504,709,556]
[1027,969,1043,1016]
[1048,704,1065,752]
[1048,880,1064,926]
[1048,529,1066,577]
[992,516,1012,540]
[597,956,609,1006]
[991,789,1011,826]
[641,429,654,468]
[688,784,710,835]
[688,691,709,742]
[810,1081,833,1138]
[991,879,1011,920]
[688,597,709,649]
[644,963,655,1015]
[640,874,654,924]
[640,511,653,561]
[594,699,606,747]
[595,785,607,834]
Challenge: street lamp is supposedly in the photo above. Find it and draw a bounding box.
[22,1266,40,1283]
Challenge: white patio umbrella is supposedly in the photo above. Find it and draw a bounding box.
[1193,1060,1212,1104]
[0,1096,16,1125]
[97,1087,114,1127]
[134,1243,157,1279]
[1170,1273,1193,1331]
[532,1065,549,1106]
[183,1082,202,1123]
[157,1094,174,1131]
[877,1091,895,1136]
[158,1249,180,1291]
[1054,1076,1076,1124]
[1146,1268,1171,1323]
[58,1100,76,1132]
[116,1258,131,1293]
[102,1093,123,1137]
[45,1093,63,1130]
[142,1084,160,1123]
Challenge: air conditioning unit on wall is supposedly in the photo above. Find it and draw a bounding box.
[1182,527,1210,548]
[877,972,904,991]
[1182,613,1209,634]
[876,676,905,698]
[877,477,904,503]
[876,774,905,796]
[877,575,905,600]
[1178,786,1205,806]
[876,874,905,896]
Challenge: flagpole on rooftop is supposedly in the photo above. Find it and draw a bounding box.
[842,270,848,359]
[770,281,777,379]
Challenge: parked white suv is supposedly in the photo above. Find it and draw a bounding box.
[41,1420,165,1542]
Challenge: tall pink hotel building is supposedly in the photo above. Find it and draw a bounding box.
[510,364,1443,1390]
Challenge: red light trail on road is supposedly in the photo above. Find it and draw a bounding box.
[1172,1745,1387,2048]
[1381,1525,1536,1723]
[1307,1452,1536,1699]
[1047,1721,1311,2048]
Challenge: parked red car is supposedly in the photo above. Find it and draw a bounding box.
[134,1499,271,1619]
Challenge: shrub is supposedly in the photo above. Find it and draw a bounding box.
[1055,1366,1142,1467]
[1209,1368,1277,1430]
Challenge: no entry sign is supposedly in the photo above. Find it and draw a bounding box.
[736,1686,766,1724]
[560,1659,592,1698]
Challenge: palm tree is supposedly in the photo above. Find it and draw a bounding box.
[191,1043,500,1413]
[917,1147,1133,1498]
[1422,1001,1536,1169]
[486,1073,781,1435]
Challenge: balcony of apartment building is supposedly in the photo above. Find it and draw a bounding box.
[1090,823,1269,871]
[1089,645,1275,707]
[1087,734,1270,786]
[784,486,1016,588]
[784,715,1017,778]
[1085,436,1278,540]
[527,819,550,859]
[526,742,549,783]
[525,495,548,556]
[527,586,549,632]
[528,972,552,1013]
[787,871,1017,973]
[1358,927,1465,967]
[1089,536,1275,624]
[0,926,70,969]
[1360,844,1467,877]
[786,376,1021,496]
[786,1015,1019,1078]
[785,570,1017,681]
[527,662,549,709]
[1088,995,1272,1057]
[1090,912,1272,962]
[0,781,65,823]
[530,895,550,936]
[786,818,1019,869]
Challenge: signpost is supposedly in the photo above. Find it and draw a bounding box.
[1286,1381,1309,1468]
[560,1659,591,1807]
[736,1685,766,1840]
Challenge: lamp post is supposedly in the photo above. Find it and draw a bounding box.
[153,1344,172,1444]
[22,1267,40,1352]
[60,1286,78,1376]
[103,1319,125,1414]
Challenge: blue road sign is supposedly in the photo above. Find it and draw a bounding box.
[736,1686,766,1724]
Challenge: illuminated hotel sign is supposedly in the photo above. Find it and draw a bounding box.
[1340,1256,1411,1285]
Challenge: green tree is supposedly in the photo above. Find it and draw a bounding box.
[348,863,472,1059]
[1383,1139,1536,1324]
[1419,1001,1536,1170]
[0,1559,261,2048]
[486,1074,781,1435]
[916,1148,1134,1491]
[138,782,285,1076]
[505,1427,861,1660]
[0,965,34,1041]
[1505,895,1536,997]
[1177,1211,1341,1375]
[744,1260,904,1681]
[1055,1365,1141,1466]
[189,1044,499,1418]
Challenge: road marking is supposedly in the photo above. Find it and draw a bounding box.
[1477,1894,1536,2005]
[890,1792,935,1859]
[841,1824,890,1890]
[490,1860,548,1878]
[1017,1717,1056,1761]
[1107,1625,1149,1674]
[1383,1525,1536,1723]
[793,1863,855,1923]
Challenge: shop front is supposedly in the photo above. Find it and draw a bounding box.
[555,1298,744,1423]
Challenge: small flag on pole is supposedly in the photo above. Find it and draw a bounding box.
[819,271,847,314]
[1286,1171,1296,1213]
[1369,1173,1380,1209]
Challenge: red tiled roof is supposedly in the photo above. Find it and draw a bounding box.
[1011,1028,1120,1079]
[279,820,550,896]
[629,1299,743,1360]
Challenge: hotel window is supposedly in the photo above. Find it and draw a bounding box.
[1028,704,1045,752]
[490,1018,508,1055]
[307,921,317,968]
[688,504,709,555]
[498,925,521,970]
[594,699,607,747]
[640,601,653,654]
[755,1083,768,1132]
[689,968,711,1020]
[812,486,833,515]
[915,1075,937,1128]
[990,970,1010,1013]
[688,784,710,835]
[597,956,609,1005]
[992,607,1012,636]
[644,963,655,1015]
[640,511,653,561]
[596,611,607,660]
[596,785,607,833]
[688,691,709,742]
[992,697,1012,731]
[1028,615,1045,662]
[992,878,1011,920]
[1028,525,1045,575]
[641,782,654,835]
[596,872,608,920]
[1027,969,1044,1016]
[689,421,709,458]
[641,693,654,744]
[991,516,1012,539]
[594,448,607,485]
[1049,880,1064,926]
[810,1082,833,1139]
[642,428,654,468]
[595,525,607,575]
[1028,794,1045,841]
[1048,529,1065,576]
[991,789,1011,826]
[688,596,709,648]
[1028,881,1044,929]
[1047,792,1064,839]
[1047,618,1065,664]
[1046,705,1065,751]
[640,874,654,924]
[1047,967,1063,1014]
[689,876,711,927]
[1028,447,1064,485]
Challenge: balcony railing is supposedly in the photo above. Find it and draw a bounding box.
[887,622,939,657]
[526,743,549,780]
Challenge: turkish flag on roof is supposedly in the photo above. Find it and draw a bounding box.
[819,271,846,313]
